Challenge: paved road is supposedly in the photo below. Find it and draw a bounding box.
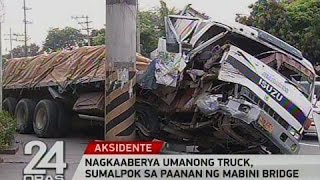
[0,132,319,180]
[0,133,91,180]
[0,120,103,180]
[299,133,320,155]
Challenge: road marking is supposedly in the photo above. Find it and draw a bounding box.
[299,143,320,147]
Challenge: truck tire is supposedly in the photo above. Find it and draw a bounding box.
[55,102,72,137]
[33,100,59,138]
[3,97,18,116]
[15,99,36,134]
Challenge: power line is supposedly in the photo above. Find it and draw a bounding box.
[4,28,13,59]
[22,0,32,57]
[71,15,92,46]
[4,28,25,59]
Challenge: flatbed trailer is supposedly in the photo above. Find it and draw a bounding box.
[3,45,150,137]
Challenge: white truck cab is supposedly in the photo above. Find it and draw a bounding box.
[142,6,317,154]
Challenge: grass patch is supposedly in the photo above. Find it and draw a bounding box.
[0,111,16,150]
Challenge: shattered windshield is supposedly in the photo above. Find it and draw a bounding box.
[298,80,315,99]
[291,75,313,98]
[258,53,315,98]
[315,83,320,99]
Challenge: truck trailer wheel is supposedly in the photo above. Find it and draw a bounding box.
[3,97,18,116]
[15,99,36,134]
[33,100,59,138]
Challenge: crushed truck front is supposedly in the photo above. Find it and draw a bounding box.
[141,10,316,154]
[190,20,315,154]
[218,45,314,153]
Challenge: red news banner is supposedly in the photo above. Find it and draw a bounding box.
[84,141,164,155]
[72,141,317,180]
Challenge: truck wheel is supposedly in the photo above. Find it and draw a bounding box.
[15,99,36,134]
[55,102,72,137]
[3,97,18,116]
[33,100,59,138]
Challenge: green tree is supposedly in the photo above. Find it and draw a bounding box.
[286,0,320,63]
[4,43,41,59]
[91,29,105,46]
[237,0,320,64]
[0,112,16,150]
[84,1,178,56]
[43,27,85,52]
[139,0,177,56]
[139,10,162,56]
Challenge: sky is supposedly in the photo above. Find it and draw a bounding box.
[1,0,256,54]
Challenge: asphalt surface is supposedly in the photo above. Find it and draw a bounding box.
[299,133,320,155]
[0,132,319,180]
[0,133,90,180]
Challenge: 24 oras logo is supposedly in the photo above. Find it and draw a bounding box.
[23,141,67,180]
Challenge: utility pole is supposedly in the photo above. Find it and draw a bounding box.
[105,0,137,141]
[136,0,141,53]
[0,22,2,111]
[4,30,25,59]
[72,15,92,46]
[22,0,31,57]
[0,0,4,112]
[6,28,12,59]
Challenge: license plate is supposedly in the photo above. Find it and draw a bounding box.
[258,117,273,133]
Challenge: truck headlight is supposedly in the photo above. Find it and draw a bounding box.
[289,127,300,140]
[294,133,300,140]
[289,127,296,136]
[291,144,297,152]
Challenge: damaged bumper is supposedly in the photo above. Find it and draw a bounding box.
[197,95,300,154]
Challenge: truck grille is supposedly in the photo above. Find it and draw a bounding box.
[240,87,289,130]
